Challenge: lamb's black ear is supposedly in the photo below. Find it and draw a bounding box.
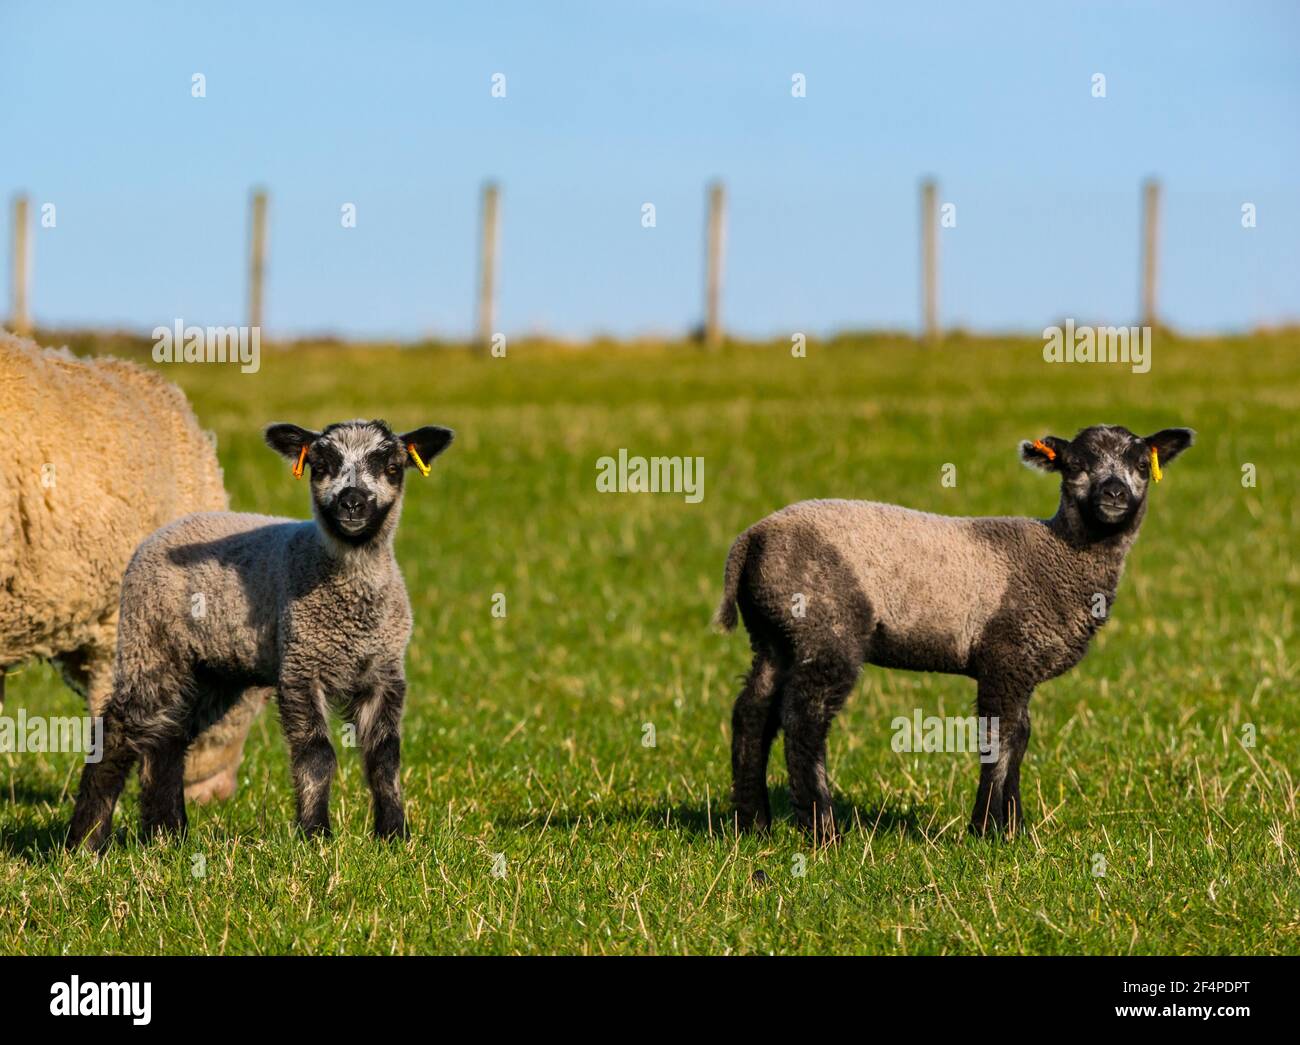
[1020,435,1069,472]
[399,426,454,469]
[265,423,319,461]
[1143,428,1195,466]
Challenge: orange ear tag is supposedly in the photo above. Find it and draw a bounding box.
[292,444,308,479]
[1031,439,1056,461]
[1150,447,1163,483]
[407,443,431,477]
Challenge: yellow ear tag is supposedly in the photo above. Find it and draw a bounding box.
[292,444,308,479]
[407,443,431,477]
[1150,447,1163,483]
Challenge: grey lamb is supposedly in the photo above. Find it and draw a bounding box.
[68,419,454,849]
[715,424,1194,839]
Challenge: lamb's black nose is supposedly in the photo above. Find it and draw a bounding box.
[338,488,366,516]
[1099,478,1127,503]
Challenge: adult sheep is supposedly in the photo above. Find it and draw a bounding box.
[0,332,265,802]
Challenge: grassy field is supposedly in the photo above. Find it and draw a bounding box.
[2,331,1298,955]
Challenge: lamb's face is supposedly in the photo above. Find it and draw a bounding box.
[308,421,408,544]
[1064,425,1152,526]
[265,419,455,547]
[1021,424,1194,533]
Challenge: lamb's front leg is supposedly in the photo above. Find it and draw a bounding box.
[351,668,407,840]
[1000,705,1031,833]
[970,679,1032,836]
[278,680,337,837]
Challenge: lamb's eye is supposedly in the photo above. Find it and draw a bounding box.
[1137,457,1149,474]
[386,463,401,478]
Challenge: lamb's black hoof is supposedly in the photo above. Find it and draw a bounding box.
[967,814,1023,839]
[141,822,188,844]
[66,823,113,854]
[732,809,771,835]
[795,814,841,846]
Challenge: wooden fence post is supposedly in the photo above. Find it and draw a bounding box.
[248,188,268,331]
[920,178,939,342]
[704,180,726,348]
[477,181,500,351]
[10,194,30,336]
[1140,178,1161,327]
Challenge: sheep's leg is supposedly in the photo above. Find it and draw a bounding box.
[279,684,336,837]
[730,651,782,832]
[51,644,110,712]
[780,661,856,843]
[67,708,138,852]
[139,730,190,840]
[350,672,408,840]
[83,649,116,719]
[970,680,1032,836]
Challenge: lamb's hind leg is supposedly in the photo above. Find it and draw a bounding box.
[730,651,782,832]
[139,729,190,840]
[68,706,138,851]
[781,656,859,843]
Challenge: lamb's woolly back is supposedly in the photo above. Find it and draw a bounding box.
[119,507,409,677]
[715,499,1040,645]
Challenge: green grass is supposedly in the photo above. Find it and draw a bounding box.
[2,331,1298,954]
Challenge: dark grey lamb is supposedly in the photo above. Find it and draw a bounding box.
[68,419,453,849]
[715,424,1193,839]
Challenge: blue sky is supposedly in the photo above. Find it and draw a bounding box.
[1,0,1297,339]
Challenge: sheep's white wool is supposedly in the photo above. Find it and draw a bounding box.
[0,332,264,799]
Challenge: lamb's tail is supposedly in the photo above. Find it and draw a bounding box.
[713,529,752,632]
